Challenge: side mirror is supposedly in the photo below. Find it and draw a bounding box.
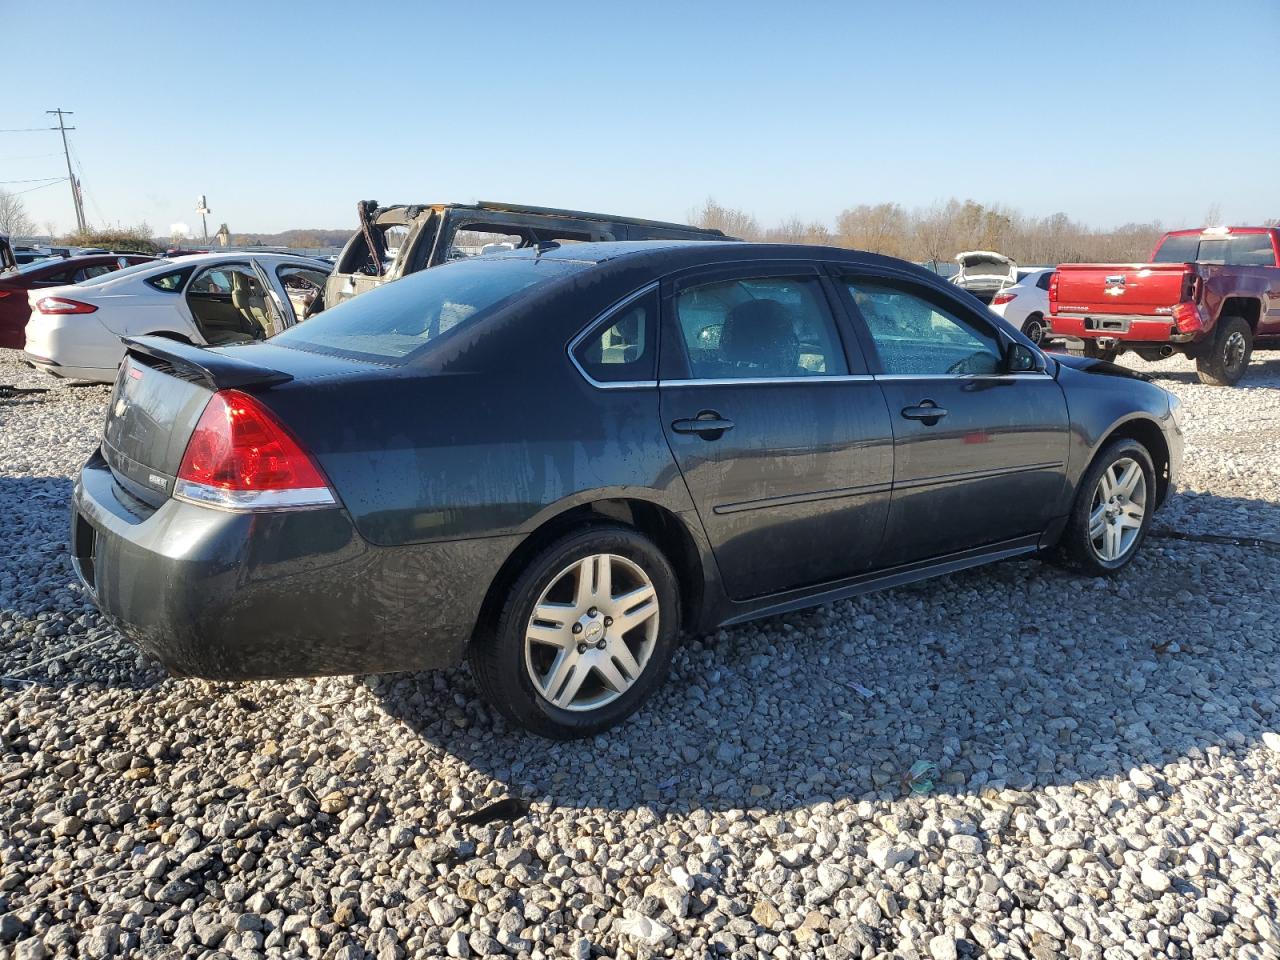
[1004,340,1044,374]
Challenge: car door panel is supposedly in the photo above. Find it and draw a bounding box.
[658,264,894,600]
[836,270,1071,567]
[874,374,1069,564]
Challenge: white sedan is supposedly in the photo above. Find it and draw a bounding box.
[23,253,331,383]
[988,267,1055,345]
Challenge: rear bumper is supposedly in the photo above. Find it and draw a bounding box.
[1049,313,1198,345]
[72,449,520,680]
[22,351,116,382]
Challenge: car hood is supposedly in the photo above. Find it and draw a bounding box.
[1052,351,1154,383]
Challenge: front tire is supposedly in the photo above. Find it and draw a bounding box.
[469,525,680,739]
[1195,315,1252,386]
[1050,438,1155,577]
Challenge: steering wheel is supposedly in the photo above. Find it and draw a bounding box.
[946,351,992,374]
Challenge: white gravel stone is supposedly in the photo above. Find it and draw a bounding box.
[0,347,1278,958]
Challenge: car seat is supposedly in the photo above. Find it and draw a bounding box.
[719,299,799,377]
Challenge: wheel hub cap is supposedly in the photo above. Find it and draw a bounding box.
[1089,457,1147,563]
[524,553,660,712]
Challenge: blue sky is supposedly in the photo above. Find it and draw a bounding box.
[4,0,1278,236]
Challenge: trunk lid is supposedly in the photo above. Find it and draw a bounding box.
[1052,263,1191,317]
[102,338,299,507]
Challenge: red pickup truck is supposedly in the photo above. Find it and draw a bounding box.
[1049,226,1280,385]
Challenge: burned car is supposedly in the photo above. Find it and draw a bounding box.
[322,200,732,310]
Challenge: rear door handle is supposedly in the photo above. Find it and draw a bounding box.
[901,403,948,423]
[671,410,734,439]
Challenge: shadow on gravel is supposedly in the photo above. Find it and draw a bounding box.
[370,490,1280,814]
[0,475,153,690]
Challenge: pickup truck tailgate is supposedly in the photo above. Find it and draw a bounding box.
[1054,263,1189,316]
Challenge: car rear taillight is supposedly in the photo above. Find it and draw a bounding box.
[174,390,336,511]
[1047,271,1060,312]
[36,296,97,314]
[0,290,11,299]
[992,292,1017,306]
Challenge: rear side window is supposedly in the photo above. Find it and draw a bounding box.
[1222,233,1276,266]
[674,275,847,379]
[1036,271,1054,291]
[146,267,193,292]
[573,288,657,384]
[274,256,583,363]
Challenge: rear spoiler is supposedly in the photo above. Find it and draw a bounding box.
[122,336,293,391]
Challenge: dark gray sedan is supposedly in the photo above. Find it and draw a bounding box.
[72,241,1183,738]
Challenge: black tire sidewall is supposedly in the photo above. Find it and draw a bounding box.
[481,525,680,739]
[1214,316,1252,384]
[1022,315,1045,345]
[1061,439,1156,576]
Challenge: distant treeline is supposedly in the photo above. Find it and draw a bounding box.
[690,198,1278,266]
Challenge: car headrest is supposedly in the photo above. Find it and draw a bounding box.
[720,298,798,374]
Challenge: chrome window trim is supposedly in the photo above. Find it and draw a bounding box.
[659,374,876,387]
[567,282,661,390]
[872,372,1054,381]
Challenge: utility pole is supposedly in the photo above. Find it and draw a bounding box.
[47,108,86,233]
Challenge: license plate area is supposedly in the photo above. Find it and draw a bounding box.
[1084,317,1131,333]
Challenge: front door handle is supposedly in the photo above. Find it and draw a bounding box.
[901,402,948,424]
[671,410,735,440]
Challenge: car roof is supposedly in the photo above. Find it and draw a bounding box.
[488,239,883,265]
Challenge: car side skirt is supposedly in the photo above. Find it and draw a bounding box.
[714,533,1045,629]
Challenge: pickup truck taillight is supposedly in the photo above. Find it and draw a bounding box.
[1171,301,1207,335]
[1048,271,1060,312]
[1180,271,1203,304]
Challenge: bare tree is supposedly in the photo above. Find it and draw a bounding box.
[0,189,36,237]
[689,198,762,241]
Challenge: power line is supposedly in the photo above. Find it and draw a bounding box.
[9,179,68,196]
[0,127,53,133]
[0,176,65,184]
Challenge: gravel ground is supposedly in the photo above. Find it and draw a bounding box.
[1,346,1278,960]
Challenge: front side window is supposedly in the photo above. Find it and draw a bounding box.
[574,288,657,384]
[846,279,1003,375]
[674,275,847,379]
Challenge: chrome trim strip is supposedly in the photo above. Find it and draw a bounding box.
[567,282,661,390]
[872,372,1053,381]
[894,461,1065,492]
[713,481,893,515]
[660,374,876,387]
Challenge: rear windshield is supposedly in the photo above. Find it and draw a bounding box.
[1152,233,1276,266]
[274,255,584,363]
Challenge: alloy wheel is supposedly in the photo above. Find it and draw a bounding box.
[1089,457,1147,562]
[1023,317,1045,345]
[1223,330,1247,373]
[524,553,660,712]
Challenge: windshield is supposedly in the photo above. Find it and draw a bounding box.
[274,255,585,363]
[76,259,171,286]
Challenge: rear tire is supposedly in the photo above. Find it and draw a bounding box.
[469,524,680,739]
[1195,315,1252,386]
[1049,438,1155,577]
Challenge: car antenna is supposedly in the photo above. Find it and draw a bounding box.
[533,240,560,257]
